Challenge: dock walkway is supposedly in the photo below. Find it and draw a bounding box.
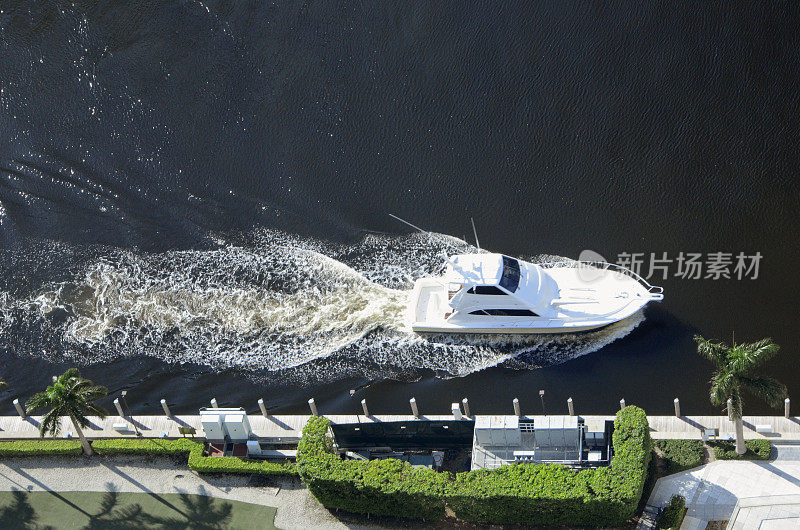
[0,413,799,441]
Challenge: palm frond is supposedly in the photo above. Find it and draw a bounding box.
[740,375,788,408]
[709,369,744,417]
[25,392,51,415]
[709,370,738,407]
[39,411,61,438]
[72,379,96,394]
[694,335,729,367]
[727,338,780,375]
[79,386,108,402]
[84,403,109,419]
[59,368,81,384]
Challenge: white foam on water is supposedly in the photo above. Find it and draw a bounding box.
[0,230,645,378]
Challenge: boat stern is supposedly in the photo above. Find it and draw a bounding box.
[408,278,450,332]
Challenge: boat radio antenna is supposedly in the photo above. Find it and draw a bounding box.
[470,217,480,250]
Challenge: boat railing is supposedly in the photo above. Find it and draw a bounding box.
[537,260,664,296]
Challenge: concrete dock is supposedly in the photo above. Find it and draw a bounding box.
[0,413,799,441]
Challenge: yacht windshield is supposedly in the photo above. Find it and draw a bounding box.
[499,256,521,293]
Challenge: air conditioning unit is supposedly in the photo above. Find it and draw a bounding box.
[200,413,224,441]
[223,413,252,442]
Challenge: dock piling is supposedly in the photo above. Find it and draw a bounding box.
[567,397,574,416]
[451,403,463,420]
[513,398,521,417]
[462,397,470,417]
[160,399,171,418]
[210,398,219,408]
[619,398,626,410]
[12,399,25,419]
[361,399,369,417]
[674,398,681,417]
[113,398,125,417]
[727,398,733,420]
[258,398,268,417]
[308,398,319,416]
[786,398,791,419]
[410,397,419,418]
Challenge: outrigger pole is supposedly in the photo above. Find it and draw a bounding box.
[390,214,482,253]
[389,214,465,261]
[389,213,430,235]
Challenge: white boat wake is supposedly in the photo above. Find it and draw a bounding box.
[0,230,645,378]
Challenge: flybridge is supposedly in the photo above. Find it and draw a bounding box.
[447,254,522,293]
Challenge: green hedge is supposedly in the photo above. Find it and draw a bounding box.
[92,438,201,455]
[710,439,771,460]
[93,438,297,476]
[656,494,686,529]
[188,450,296,476]
[653,440,705,473]
[0,440,83,456]
[446,406,652,526]
[297,407,652,526]
[297,416,450,520]
[0,437,297,477]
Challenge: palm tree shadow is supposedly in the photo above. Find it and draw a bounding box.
[82,484,149,530]
[95,461,186,516]
[142,488,233,529]
[0,489,55,530]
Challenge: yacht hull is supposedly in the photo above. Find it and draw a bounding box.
[408,264,658,335]
[411,322,611,334]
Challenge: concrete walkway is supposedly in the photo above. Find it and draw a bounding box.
[3,414,800,441]
[727,495,800,529]
[0,455,384,530]
[642,446,800,529]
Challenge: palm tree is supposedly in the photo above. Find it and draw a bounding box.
[695,335,787,454]
[26,369,108,456]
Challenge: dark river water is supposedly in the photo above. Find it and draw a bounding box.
[0,1,798,417]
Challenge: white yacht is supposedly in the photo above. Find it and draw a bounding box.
[408,253,663,334]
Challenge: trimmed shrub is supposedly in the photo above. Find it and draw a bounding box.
[188,450,296,476]
[710,439,771,460]
[92,438,200,455]
[656,494,686,529]
[446,405,652,526]
[93,438,297,476]
[0,439,82,456]
[297,416,450,520]
[297,407,652,526]
[653,440,705,473]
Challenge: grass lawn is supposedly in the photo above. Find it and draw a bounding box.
[0,489,277,529]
